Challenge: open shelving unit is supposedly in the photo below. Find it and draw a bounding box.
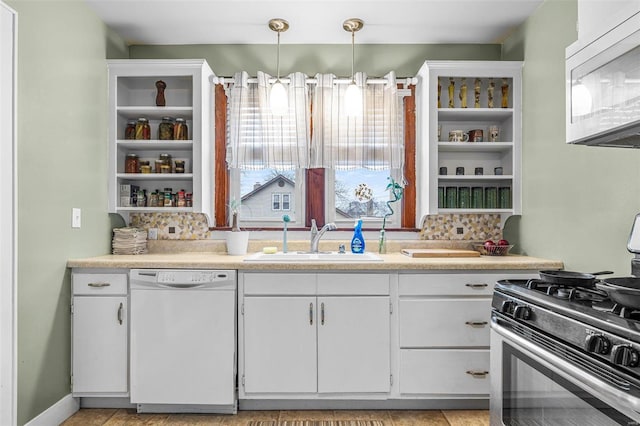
[107,59,216,225]
[415,60,523,220]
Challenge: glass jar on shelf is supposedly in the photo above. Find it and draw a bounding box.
[135,118,151,140]
[125,153,139,174]
[124,120,136,140]
[158,117,174,140]
[173,118,188,140]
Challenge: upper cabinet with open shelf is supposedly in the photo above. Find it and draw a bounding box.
[107,59,216,225]
[415,60,523,221]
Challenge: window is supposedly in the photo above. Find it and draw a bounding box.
[328,169,402,227]
[231,168,302,225]
[219,75,415,230]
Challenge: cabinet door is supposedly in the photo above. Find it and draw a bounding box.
[72,296,127,394]
[317,296,390,393]
[243,296,317,393]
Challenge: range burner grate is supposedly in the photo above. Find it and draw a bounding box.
[525,279,609,303]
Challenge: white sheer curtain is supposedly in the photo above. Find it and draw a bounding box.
[226,71,311,170]
[311,71,403,170]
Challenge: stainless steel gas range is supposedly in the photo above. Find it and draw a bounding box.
[490,214,640,425]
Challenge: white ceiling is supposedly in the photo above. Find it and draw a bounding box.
[85,0,544,45]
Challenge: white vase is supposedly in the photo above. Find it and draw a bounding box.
[225,231,250,255]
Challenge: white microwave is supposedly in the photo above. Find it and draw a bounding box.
[566,12,640,148]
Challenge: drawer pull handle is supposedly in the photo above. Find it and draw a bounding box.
[321,302,325,325]
[88,282,111,288]
[466,370,489,378]
[309,303,313,325]
[117,303,123,325]
[465,283,488,289]
[465,321,488,328]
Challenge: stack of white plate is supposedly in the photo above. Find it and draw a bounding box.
[112,227,148,255]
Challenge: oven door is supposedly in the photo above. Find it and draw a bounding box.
[491,319,640,425]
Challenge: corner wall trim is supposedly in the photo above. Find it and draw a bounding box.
[24,394,79,426]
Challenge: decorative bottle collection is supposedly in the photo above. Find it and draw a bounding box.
[439,76,510,109]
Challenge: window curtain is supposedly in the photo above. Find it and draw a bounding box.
[226,71,311,170]
[311,71,403,170]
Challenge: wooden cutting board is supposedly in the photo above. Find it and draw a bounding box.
[401,248,481,258]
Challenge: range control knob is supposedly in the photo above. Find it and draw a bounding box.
[513,305,532,320]
[500,301,515,315]
[584,334,611,355]
[611,345,640,367]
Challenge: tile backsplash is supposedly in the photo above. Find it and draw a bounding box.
[130,213,211,240]
[419,214,502,241]
[130,212,502,241]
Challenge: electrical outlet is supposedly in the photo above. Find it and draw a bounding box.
[148,228,158,240]
[72,208,81,228]
[168,227,176,234]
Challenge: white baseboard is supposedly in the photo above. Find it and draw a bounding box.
[25,394,79,426]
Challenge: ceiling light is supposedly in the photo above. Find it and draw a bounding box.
[269,18,289,115]
[343,18,364,117]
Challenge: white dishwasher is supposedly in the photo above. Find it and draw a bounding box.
[130,269,237,413]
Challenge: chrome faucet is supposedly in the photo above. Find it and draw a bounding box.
[310,219,337,253]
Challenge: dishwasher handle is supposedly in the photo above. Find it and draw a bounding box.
[157,283,206,289]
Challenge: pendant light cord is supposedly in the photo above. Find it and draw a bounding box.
[276,31,281,81]
[350,30,355,84]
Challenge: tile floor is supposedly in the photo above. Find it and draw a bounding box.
[61,409,490,426]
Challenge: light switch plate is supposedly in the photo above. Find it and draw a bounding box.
[72,208,81,228]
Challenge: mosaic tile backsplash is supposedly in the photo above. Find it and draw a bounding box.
[130,213,211,240]
[419,214,502,241]
[130,212,502,241]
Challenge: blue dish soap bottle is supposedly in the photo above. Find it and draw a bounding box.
[351,219,365,254]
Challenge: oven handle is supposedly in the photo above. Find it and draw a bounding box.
[492,321,640,415]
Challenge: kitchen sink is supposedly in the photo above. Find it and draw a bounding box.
[243,251,383,262]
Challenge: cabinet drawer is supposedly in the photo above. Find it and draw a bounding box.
[72,273,127,295]
[243,273,316,295]
[317,273,389,295]
[399,272,534,296]
[399,349,490,395]
[399,299,490,347]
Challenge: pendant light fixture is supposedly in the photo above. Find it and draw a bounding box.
[269,18,289,115]
[343,18,364,117]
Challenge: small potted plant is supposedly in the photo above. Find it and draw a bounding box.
[225,199,250,255]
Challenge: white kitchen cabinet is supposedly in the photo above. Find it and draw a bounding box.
[71,271,128,396]
[107,59,216,225]
[415,61,522,220]
[240,272,391,397]
[397,271,532,396]
[317,296,390,393]
[243,296,317,393]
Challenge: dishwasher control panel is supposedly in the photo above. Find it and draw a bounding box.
[130,269,237,289]
[157,271,220,284]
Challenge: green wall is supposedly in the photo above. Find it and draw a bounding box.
[130,43,502,77]
[7,1,126,424]
[502,0,640,274]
